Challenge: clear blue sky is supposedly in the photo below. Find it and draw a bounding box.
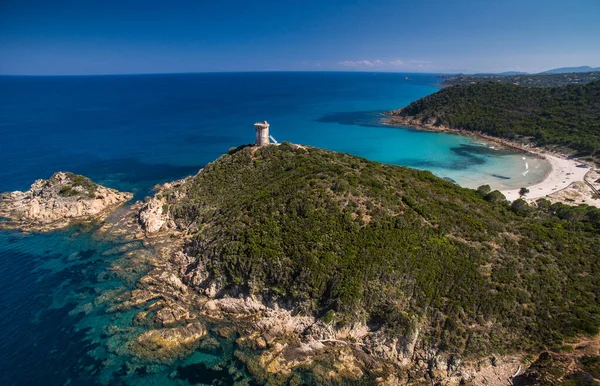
[1,0,599,75]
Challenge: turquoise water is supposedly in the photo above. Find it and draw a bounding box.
[0,72,549,384]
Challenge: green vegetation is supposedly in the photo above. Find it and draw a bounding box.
[394,81,600,163]
[163,144,600,358]
[56,172,97,198]
[476,184,491,196]
[519,352,600,386]
[580,355,600,379]
[483,190,507,204]
[440,71,600,87]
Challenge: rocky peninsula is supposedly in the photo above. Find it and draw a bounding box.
[4,147,600,384]
[0,172,132,231]
[93,143,600,385]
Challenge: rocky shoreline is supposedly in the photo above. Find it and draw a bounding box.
[382,113,547,156]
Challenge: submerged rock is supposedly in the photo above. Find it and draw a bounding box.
[0,172,132,231]
[131,323,207,362]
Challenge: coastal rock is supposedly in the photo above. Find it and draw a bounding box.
[254,309,315,344]
[137,179,189,234]
[239,341,364,385]
[367,327,420,367]
[138,196,169,233]
[0,172,132,231]
[201,296,267,320]
[131,323,207,362]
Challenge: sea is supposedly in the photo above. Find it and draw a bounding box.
[0,72,550,385]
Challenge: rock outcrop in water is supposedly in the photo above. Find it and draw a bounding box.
[131,323,207,362]
[138,179,187,234]
[0,172,132,231]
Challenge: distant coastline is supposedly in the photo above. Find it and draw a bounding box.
[382,113,543,155]
[382,113,600,206]
[437,70,600,88]
[383,78,600,206]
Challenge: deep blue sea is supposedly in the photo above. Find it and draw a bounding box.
[0,72,549,385]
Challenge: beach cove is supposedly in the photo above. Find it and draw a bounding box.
[384,113,600,207]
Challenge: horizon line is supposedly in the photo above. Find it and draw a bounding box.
[2,66,598,77]
[0,70,451,77]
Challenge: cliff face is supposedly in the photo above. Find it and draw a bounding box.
[0,172,132,231]
[117,143,600,385]
[137,178,189,234]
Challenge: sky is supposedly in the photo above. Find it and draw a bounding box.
[1,0,599,75]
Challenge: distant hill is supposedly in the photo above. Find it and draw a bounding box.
[540,66,600,74]
[497,71,529,76]
[469,71,528,76]
[391,80,600,163]
[440,71,600,88]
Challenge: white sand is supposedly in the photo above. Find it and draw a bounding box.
[501,153,590,202]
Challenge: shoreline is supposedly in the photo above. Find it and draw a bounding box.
[500,153,589,202]
[382,114,598,206]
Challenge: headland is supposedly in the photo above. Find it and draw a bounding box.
[5,142,600,385]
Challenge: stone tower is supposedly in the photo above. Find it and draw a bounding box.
[254,121,270,146]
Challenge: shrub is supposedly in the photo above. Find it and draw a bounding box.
[476,185,491,196]
[536,198,552,211]
[511,199,530,215]
[484,190,507,204]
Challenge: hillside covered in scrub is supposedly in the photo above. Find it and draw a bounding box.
[391,81,600,163]
[153,143,600,363]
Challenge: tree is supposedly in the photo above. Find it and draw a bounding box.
[511,199,530,215]
[519,187,530,197]
[536,198,551,211]
[484,190,507,204]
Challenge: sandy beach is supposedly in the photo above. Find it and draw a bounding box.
[501,153,591,202]
[383,114,599,207]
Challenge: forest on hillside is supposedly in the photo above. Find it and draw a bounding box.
[158,144,600,359]
[394,81,600,163]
